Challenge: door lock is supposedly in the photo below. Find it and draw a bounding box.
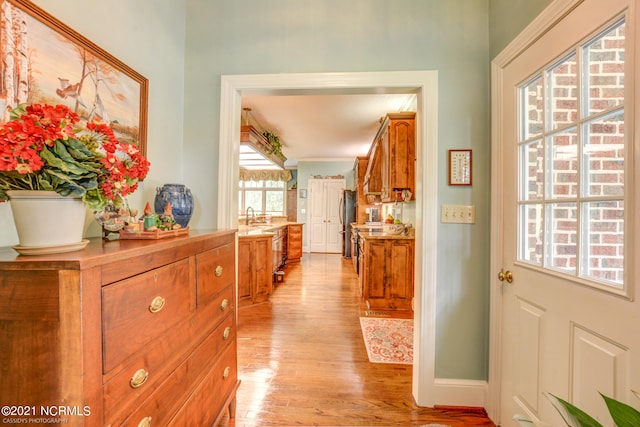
[498,269,513,283]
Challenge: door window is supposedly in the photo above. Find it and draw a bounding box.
[517,17,627,292]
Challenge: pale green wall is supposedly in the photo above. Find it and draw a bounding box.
[183,0,492,380]
[0,0,550,383]
[489,0,553,58]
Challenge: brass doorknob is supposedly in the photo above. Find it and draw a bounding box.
[498,269,513,283]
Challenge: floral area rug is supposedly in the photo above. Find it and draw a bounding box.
[359,317,413,364]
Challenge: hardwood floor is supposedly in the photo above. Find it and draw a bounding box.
[224,253,496,427]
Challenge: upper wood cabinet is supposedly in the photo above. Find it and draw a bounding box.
[353,156,370,223]
[363,136,384,196]
[363,112,416,202]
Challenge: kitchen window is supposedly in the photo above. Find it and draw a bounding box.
[238,179,286,216]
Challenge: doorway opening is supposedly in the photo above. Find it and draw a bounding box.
[216,71,439,406]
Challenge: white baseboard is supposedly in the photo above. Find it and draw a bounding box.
[432,378,488,408]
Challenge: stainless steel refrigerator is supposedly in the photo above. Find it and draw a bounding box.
[340,190,357,258]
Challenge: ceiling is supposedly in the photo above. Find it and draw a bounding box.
[241,93,417,168]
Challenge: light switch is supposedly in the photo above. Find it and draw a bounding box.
[441,204,475,224]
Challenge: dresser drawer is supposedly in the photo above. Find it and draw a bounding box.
[196,242,235,306]
[118,326,237,427]
[102,258,194,373]
[196,284,235,333]
[102,312,235,424]
[168,341,238,427]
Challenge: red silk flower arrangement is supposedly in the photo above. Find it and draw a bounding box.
[0,103,149,210]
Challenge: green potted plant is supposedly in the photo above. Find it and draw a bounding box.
[262,129,287,161]
[514,391,640,427]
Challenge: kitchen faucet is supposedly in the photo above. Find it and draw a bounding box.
[245,206,255,225]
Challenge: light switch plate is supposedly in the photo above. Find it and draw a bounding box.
[441,204,475,224]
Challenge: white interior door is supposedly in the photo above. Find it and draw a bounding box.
[324,180,344,253]
[495,0,640,425]
[308,178,345,253]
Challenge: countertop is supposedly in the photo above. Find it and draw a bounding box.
[353,222,415,240]
[358,229,415,240]
[237,221,303,237]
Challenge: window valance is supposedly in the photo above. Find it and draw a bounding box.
[239,169,292,182]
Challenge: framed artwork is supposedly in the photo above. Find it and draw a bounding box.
[448,149,472,186]
[0,0,148,155]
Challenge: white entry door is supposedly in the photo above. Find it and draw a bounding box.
[308,178,344,253]
[494,0,640,425]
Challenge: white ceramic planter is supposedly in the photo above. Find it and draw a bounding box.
[7,190,87,250]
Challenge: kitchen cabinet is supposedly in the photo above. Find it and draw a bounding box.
[363,138,384,196]
[363,112,416,202]
[353,156,371,223]
[360,235,414,311]
[238,234,273,306]
[272,226,287,272]
[0,231,239,426]
[287,223,303,261]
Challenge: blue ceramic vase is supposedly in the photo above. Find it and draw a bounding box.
[154,184,194,227]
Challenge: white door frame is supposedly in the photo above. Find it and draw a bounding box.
[488,0,588,421]
[217,70,442,406]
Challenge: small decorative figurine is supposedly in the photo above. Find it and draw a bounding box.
[158,202,181,230]
[143,202,159,231]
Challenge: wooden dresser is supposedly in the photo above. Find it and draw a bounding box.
[0,230,239,426]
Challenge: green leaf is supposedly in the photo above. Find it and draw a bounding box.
[41,145,89,176]
[513,414,536,425]
[82,189,109,210]
[36,176,54,191]
[601,393,640,427]
[9,104,27,120]
[63,137,95,160]
[56,182,87,198]
[546,393,604,427]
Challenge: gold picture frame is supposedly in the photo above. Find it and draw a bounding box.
[0,0,148,155]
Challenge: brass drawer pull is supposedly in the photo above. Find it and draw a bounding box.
[223,326,232,340]
[223,366,231,380]
[130,368,149,389]
[220,298,229,311]
[149,296,165,313]
[137,416,152,427]
[215,265,223,277]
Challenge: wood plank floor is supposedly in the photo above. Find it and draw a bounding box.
[223,253,496,427]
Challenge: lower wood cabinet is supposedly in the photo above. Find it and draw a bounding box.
[287,223,303,261]
[272,227,286,273]
[361,237,414,311]
[0,231,239,426]
[238,234,273,306]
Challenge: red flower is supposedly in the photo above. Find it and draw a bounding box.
[0,103,150,208]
